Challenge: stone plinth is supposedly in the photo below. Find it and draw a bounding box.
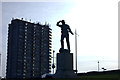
[54,49,77,78]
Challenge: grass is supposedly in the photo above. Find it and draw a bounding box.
[2,72,120,80]
[47,73,119,80]
[78,73,119,80]
[39,74,120,80]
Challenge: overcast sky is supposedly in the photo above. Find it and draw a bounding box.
[1,0,119,77]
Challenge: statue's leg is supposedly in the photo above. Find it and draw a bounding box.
[66,35,70,51]
[61,35,64,49]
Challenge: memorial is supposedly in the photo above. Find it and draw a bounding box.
[54,20,77,78]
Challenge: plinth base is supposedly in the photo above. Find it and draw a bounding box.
[54,49,77,78]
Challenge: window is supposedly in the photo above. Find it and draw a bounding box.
[25,23,28,25]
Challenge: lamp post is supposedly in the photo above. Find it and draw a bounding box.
[52,50,55,74]
[98,61,99,72]
[75,29,79,74]
[0,53,2,78]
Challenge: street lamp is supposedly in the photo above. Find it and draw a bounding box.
[75,29,79,74]
[52,50,55,74]
[98,61,100,72]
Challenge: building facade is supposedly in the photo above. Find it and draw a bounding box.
[6,19,52,79]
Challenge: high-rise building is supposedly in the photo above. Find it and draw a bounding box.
[6,19,52,79]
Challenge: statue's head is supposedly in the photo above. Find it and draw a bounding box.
[61,20,65,24]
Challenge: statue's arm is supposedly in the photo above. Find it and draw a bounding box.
[56,21,62,27]
[68,26,74,35]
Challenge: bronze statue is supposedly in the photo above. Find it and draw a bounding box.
[56,20,74,52]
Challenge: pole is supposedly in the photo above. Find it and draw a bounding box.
[98,61,99,72]
[52,50,55,74]
[75,29,77,74]
[0,53,2,78]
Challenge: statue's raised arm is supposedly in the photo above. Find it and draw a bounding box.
[56,21,62,27]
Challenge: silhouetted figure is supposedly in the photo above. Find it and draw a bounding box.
[57,20,74,52]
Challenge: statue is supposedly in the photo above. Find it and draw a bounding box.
[56,20,74,52]
[54,20,77,78]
